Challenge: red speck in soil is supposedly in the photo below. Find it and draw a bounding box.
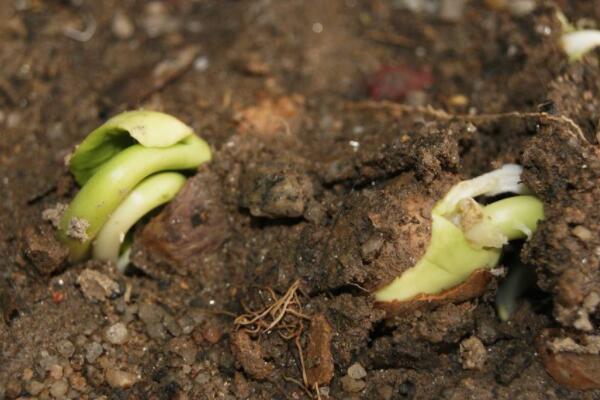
[51,291,65,303]
[367,64,433,101]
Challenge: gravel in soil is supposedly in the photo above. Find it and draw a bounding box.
[2,1,600,399]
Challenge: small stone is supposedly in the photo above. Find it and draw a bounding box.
[194,55,209,72]
[341,375,366,393]
[85,342,103,364]
[69,373,87,392]
[377,385,394,400]
[56,340,75,358]
[195,372,210,384]
[63,364,73,378]
[142,1,179,38]
[105,369,138,389]
[177,315,197,335]
[112,10,134,39]
[460,336,487,370]
[22,368,34,381]
[26,380,44,396]
[168,337,198,364]
[163,313,182,337]
[38,351,59,373]
[49,379,69,398]
[347,363,367,380]
[507,0,536,16]
[146,322,168,340]
[77,269,120,302]
[138,303,164,324]
[105,322,128,345]
[4,377,21,398]
[202,323,223,344]
[573,225,593,242]
[49,364,63,380]
[439,0,467,21]
[20,224,69,276]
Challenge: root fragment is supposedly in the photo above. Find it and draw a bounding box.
[234,280,316,396]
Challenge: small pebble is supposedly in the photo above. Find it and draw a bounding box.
[22,368,34,381]
[439,0,467,21]
[105,369,138,389]
[142,1,179,38]
[573,225,593,242]
[69,373,87,392]
[49,379,69,398]
[167,337,197,364]
[164,314,182,337]
[347,363,367,380]
[105,322,128,345]
[26,380,44,396]
[85,342,104,364]
[138,303,164,324]
[77,269,120,302]
[194,55,209,72]
[49,364,63,380]
[341,375,366,393]
[147,322,169,340]
[195,372,210,384]
[460,336,487,370]
[56,340,75,358]
[177,315,197,335]
[377,385,394,400]
[38,351,59,374]
[202,324,223,344]
[112,10,134,39]
[507,0,536,16]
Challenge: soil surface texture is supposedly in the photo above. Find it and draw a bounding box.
[2,1,600,399]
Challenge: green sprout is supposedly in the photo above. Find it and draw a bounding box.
[374,165,544,304]
[92,172,187,269]
[57,111,211,262]
[558,12,600,61]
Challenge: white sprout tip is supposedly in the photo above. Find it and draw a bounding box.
[561,30,600,61]
[438,164,527,216]
[483,164,527,197]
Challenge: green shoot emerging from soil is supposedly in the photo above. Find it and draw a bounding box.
[375,165,544,304]
[58,111,211,262]
[558,12,600,61]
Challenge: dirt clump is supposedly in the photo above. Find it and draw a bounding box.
[2,1,600,399]
[230,330,274,381]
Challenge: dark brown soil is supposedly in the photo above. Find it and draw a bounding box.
[2,1,600,399]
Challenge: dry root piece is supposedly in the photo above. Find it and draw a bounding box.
[234,280,310,339]
[230,330,274,381]
[234,280,315,390]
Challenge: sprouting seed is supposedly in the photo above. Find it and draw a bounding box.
[57,110,212,263]
[375,165,544,305]
[558,12,600,61]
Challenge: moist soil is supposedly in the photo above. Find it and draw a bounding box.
[2,1,600,399]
